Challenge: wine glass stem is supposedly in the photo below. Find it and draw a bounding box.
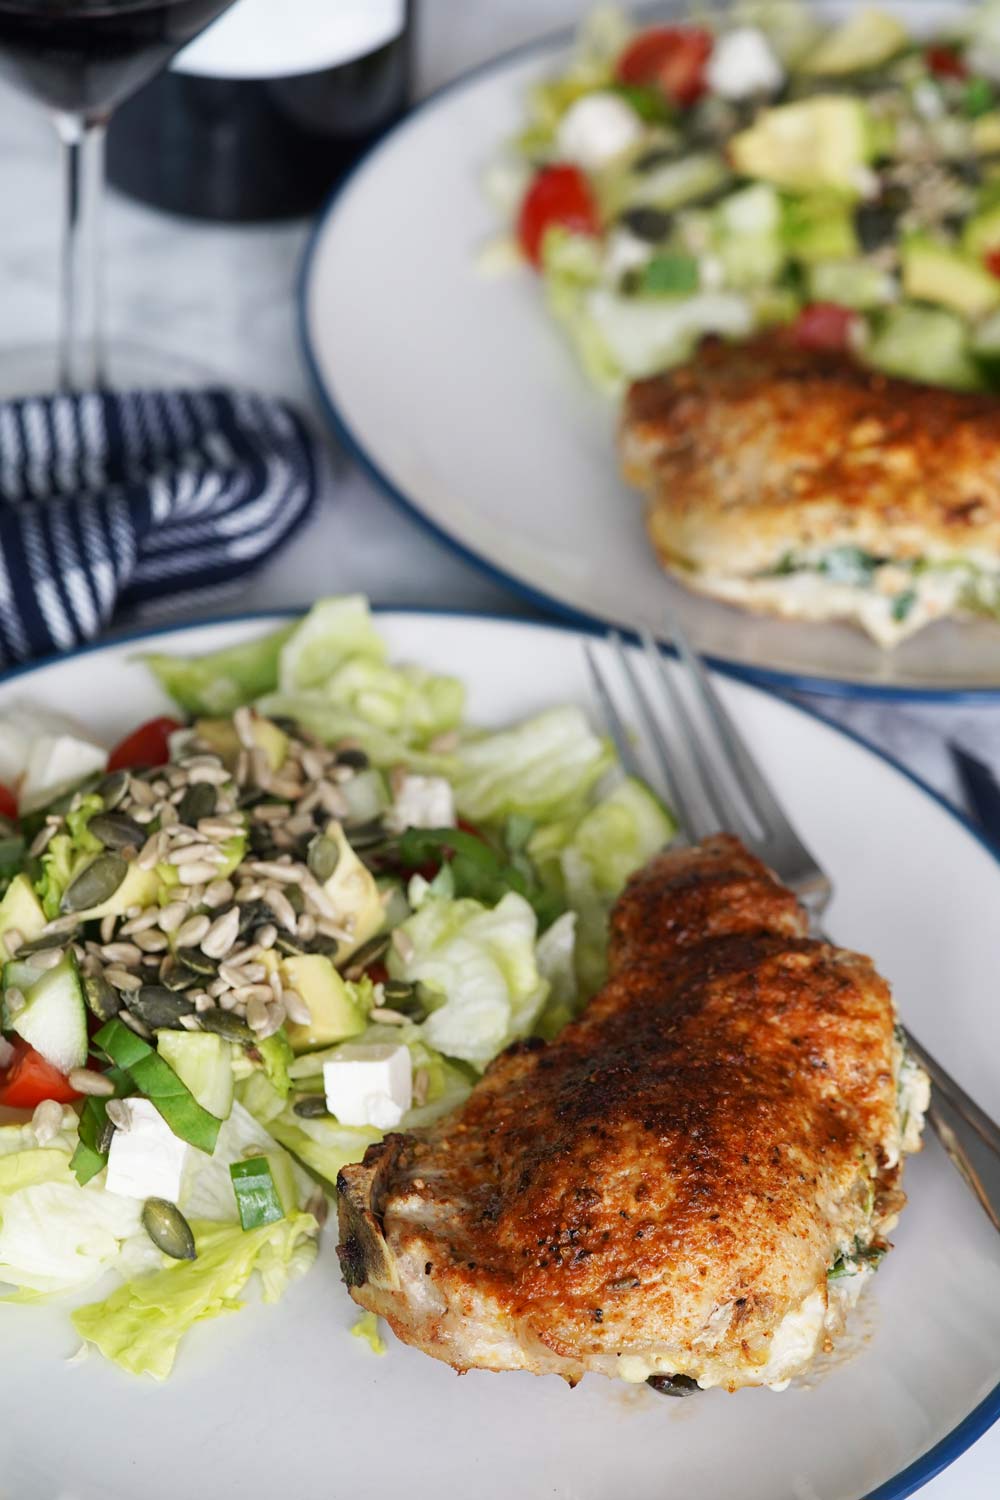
[54,112,106,393]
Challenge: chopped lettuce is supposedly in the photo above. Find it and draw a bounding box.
[307,658,464,742]
[351,1310,386,1355]
[453,706,613,824]
[388,892,548,1066]
[277,595,387,693]
[142,625,294,716]
[36,792,103,919]
[72,1212,318,1380]
[253,693,451,773]
[534,910,579,1039]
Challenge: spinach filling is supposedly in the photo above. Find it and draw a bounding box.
[758,547,1000,624]
[828,1237,887,1281]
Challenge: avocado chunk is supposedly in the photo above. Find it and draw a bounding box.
[798,9,907,75]
[156,1031,234,1119]
[782,193,858,263]
[321,822,385,961]
[807,259,896,308]
[281,953,366,1053]
[865,303,982,390]
[731,97,872,194]
[0,873,47,955]
[194,715,288,773]
[901,238,1000,320]
[973,114,1000,156]
[963,201,1000,261]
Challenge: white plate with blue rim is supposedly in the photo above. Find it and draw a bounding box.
[298,0,1000,703]
[0,608,998,1499]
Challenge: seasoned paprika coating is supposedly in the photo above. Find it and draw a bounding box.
[337,836,921,1391]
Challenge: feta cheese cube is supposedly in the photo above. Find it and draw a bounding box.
[20,733,107,813]
[556,92,644,172]
[104,1099,188,1202]
[324,1045,413,1130]
[390,774,455,832]
[705,27,784,101]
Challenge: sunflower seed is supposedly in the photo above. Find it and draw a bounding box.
[255,922,277,950]
[247,996,284,1038]
[106,1099,132,1130]
[28,823,57,857]
[142,1199,196,1261]
[168,842,225,867]
[80,971,120,1022]
[390,929,414,963]
[253,803,289,824]
[104,966,144,992]
[283,989,311,1026]
[129,987,196,1029]
[177,782,217,827]
[100,941,143,966]
[0,927,22,960]
[251,748,272,787]
[197,1007,253,1041]
[32,1099,65,1145]
[119,908,162,936]
[62,853,128,913]
[203,878,235,909]
[293,1094,329,1118]
[134,928,169,954]
[134,830,165,871]
[299,873,338,921]
[191,991,214,1011]
[235,882,264,904]
[294,787,323,818]
[89,811,146,850]
[369,1006,408,1026]
[4,986,25,1017]
[175,913,211,949]
[413,1066,430,1106]
[263,885,298,933]
[128,776,156,806]
[233,706,256,748]
[178,861,219,885]
[28,946,66,972]
[201,906,240,959]
[248,859,304,884]
[67,1067,115,1098]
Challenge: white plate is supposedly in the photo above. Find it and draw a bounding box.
[299,1,1000,702]
[1,610,999,1500]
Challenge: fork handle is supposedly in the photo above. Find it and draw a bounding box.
[925,1089,1000,1233]
[901,1023,1000,1158]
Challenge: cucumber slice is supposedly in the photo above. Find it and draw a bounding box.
[11,953,88,1074]
[155,1031,234,1119]
[341,768,389,826]
[618,152,730,214]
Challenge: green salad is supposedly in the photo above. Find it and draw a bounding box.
[487,2,1000,390]
[0,596,672,1378]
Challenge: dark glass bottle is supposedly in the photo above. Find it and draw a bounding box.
[106,0,412,221]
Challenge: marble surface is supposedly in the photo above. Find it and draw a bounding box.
[0,2,998,1493]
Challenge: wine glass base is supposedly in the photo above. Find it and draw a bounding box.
[0,341,222,399]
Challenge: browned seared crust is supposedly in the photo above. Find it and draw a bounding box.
[337,836,908,1390]
[620,335,1000,578]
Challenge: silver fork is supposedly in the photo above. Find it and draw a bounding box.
[585,621,1000,1233]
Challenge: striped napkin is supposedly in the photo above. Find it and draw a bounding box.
[0,387,318,666]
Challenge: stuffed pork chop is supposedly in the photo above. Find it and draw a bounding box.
[337,835,928,1392]
[620,336,1000,647]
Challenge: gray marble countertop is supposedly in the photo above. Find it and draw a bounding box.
[0,2,999,1492]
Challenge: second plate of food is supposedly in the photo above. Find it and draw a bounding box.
[301,0,1000,698]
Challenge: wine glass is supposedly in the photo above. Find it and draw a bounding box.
[0,0,238,393]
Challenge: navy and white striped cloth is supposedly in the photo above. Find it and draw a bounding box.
[0,387,318,665]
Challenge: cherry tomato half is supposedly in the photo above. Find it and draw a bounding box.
[615,26,713,108]
[517,164,600,268]
[925,44,967,79]
[107,715,183,773]
[0,1039,81,1108]
[791,303,858,352]
[984,247,1000,279]
[0,783,17,821]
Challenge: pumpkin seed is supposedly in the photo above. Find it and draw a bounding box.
[142,1198,197,1261]
[306,833,340,884]
[336,747,369,770]
[177,781,217,827]
[160,961,197,992]
[62,853,128,913]
[128,987,196,1029]
[96,769,130,810]
[197,1007,254,1042]
[16,928,76,957]
[343,819,387,850]
[83,973,122,1021]
[89,811,146,850]
[346,932,391,971]
[175,946,217,978]
[646,1374,699,1398]
[293,1094,330,1119]
[382,979,425,1018]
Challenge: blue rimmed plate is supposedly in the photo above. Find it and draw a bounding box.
[0,608,997,1497]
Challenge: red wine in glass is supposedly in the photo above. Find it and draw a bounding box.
[0,0,238,389]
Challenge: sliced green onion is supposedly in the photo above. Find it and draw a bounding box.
[230,1156,285,1230]
[636,254,700,296]
[94,1018,222,1154]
